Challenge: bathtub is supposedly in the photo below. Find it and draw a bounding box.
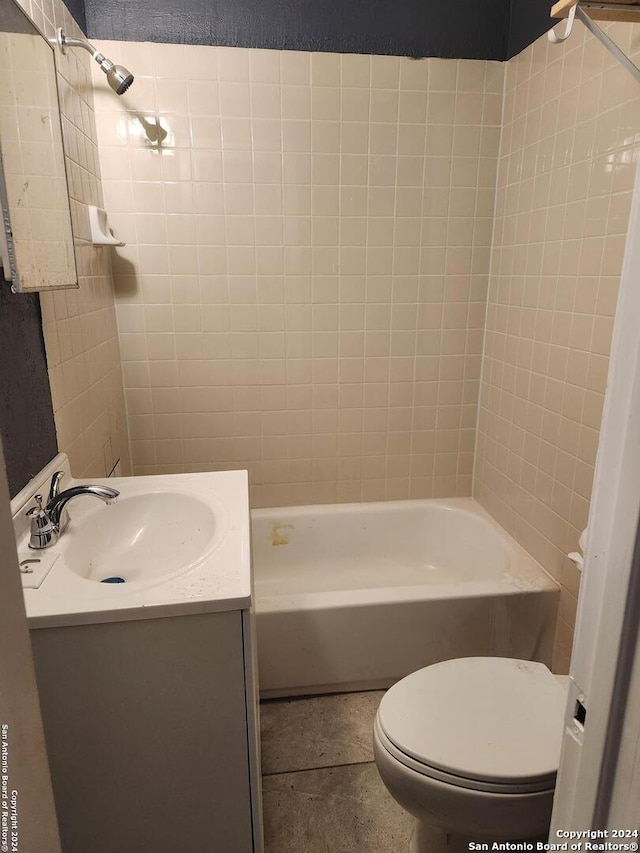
[252,498,559,698]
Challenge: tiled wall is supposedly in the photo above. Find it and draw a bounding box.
[64,26,639,670]
[474,22,640,673]
[93,42,503,506]
[14,0,130,479]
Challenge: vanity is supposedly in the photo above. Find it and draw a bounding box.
[14,455,262,853]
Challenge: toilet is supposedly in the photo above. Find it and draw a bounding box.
[373,657,569,853]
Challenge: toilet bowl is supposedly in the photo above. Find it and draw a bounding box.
[373,657,569,853]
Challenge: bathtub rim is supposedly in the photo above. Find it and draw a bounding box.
[252,497,558,613]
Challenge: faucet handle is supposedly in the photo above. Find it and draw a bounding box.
[26,494,45,516]
[26,494,58,550]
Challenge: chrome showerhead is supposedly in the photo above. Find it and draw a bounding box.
[100,57,134,95]
[53,29,135,96]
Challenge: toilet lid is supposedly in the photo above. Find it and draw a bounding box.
[378,658,568,786]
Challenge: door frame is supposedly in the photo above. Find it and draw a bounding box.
[550,150,640,832]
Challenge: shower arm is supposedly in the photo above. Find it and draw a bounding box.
[54,29,108,64]
[51,29,134,95]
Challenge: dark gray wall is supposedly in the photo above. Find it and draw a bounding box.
[65,0,87,34]
[83,0,557,60]
[0,286,57,498]
[85,0,509,59]
[508,0,560,60]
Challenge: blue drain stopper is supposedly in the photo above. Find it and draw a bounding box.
[101,576,126,584]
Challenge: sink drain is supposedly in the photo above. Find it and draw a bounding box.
[101,576,126,584]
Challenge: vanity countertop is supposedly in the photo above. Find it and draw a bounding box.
[15,456,251,629]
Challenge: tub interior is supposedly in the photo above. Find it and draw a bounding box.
[252,501,512,597]
[251,498,559,697]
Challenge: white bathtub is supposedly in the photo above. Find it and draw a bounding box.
[252,498,559,697]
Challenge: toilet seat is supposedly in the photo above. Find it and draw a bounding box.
[377,657,568,796]
[375,717,553,794]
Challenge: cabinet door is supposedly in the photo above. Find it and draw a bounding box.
[31,610,254,853]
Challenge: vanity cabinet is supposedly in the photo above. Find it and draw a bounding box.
[30,607,262,853]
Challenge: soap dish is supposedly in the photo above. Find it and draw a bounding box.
[88,205,125,246]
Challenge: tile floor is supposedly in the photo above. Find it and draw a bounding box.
[260,691,413,852]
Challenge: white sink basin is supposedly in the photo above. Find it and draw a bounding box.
[62,491,217,584]
[14,458,251,628]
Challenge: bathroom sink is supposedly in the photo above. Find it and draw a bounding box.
[61,491,217,584]
[14,458,251,627]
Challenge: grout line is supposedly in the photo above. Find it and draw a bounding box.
[262,759,375,778]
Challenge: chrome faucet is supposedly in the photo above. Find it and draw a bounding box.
[46,483,120,528]
[26,471,119,550]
